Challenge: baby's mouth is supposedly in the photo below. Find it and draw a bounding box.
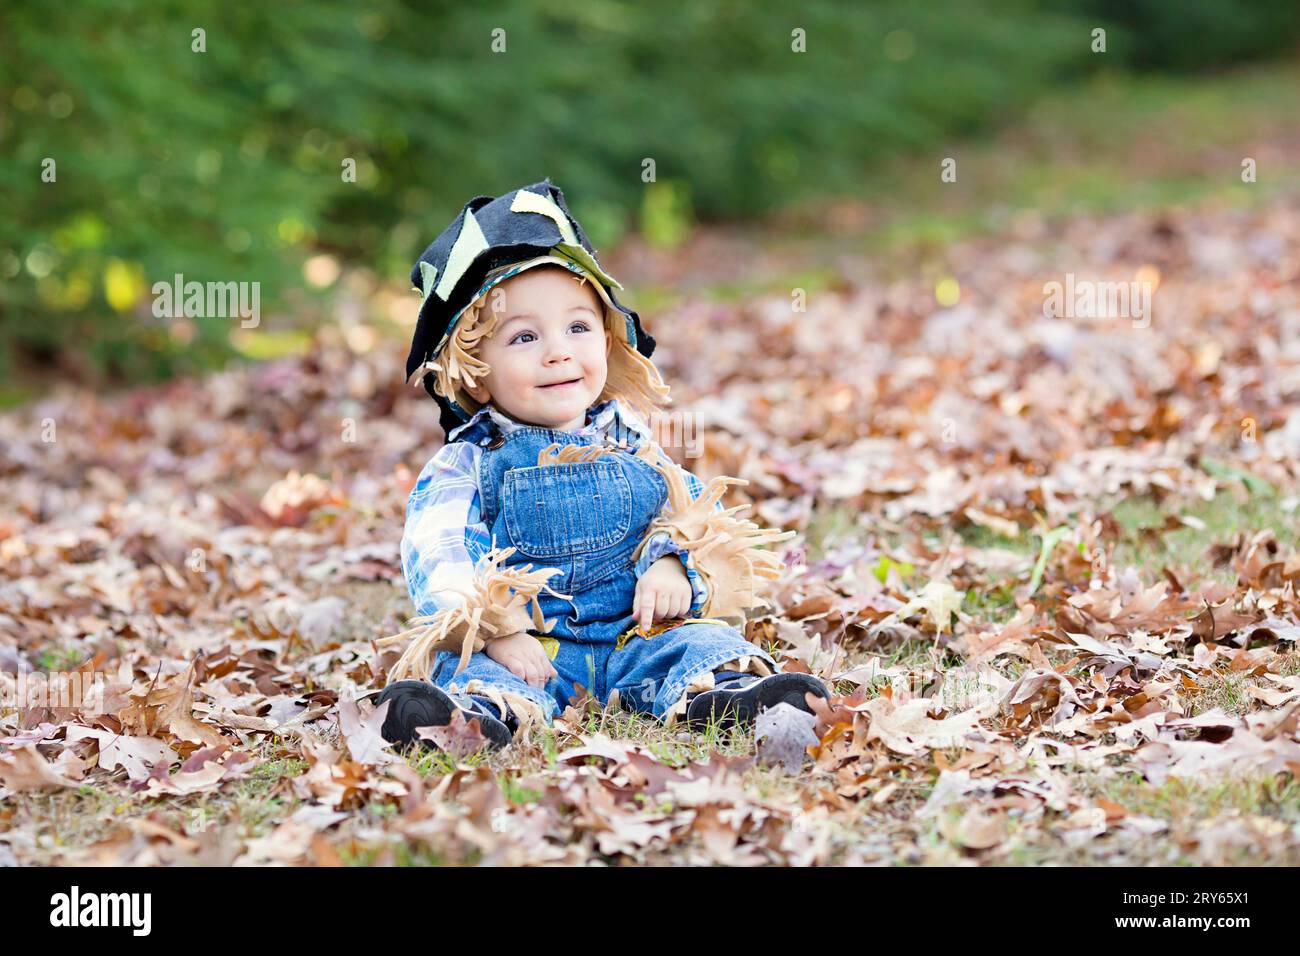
[538,377,582,390]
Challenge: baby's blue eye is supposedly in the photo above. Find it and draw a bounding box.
[508,321,591,346]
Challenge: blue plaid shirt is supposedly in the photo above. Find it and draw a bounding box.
[401,398,716,619]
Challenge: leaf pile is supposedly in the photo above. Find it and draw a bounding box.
[2,198,1299,864]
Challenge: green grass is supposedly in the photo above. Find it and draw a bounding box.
[229,328,316,361]
[404,742,492,777]
[1108,490,1300,585]
[802,506,865,563]
[909,766,1300,865]
[1182,669,1253,716]
[961,583,1020,625]
[0,735,317,864]
[396,699,764,782]
[945,487,1297,602]
[801,60,1299,262]
[340,842,461,867]
[956,523,1037,556]
[237,753,309,799]
[32,645,89,671]
[1091,770,1300,824]
[676,266,843,307]
[0,384,38,410]
[498,773,542,806]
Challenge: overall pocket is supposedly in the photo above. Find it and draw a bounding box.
[502,459,633,559]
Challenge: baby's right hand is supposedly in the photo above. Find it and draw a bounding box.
[485,631,558,689]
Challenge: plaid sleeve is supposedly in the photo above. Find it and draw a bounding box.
[634,464,724,616]
[400,442,494,617]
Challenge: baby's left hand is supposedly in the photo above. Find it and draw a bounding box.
[633,556,693,631]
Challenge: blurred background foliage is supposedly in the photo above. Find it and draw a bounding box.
[3,0,1298,396]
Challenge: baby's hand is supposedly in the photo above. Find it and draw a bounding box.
[633,556,693,631]
[485,631,557,689]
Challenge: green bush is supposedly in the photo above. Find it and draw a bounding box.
[2,0,1296,390]
[1068,0,1300,71]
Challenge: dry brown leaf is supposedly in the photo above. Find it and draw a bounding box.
[0,745,87,793]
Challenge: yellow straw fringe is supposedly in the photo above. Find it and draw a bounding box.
[429,298,501,418]
[596,337,672,424]
[376,546,572,683]
[445,680,549,743]
[536,442,622,465]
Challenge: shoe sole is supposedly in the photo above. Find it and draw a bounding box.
[376,680,512,751]
[686,672,829,731]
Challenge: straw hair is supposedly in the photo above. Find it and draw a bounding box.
[429,265,672,424]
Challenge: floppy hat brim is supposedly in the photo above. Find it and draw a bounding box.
[428,252,636,364]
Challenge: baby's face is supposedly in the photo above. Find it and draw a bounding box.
[466,266,610,431]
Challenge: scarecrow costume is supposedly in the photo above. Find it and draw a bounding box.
[376,179,828,750]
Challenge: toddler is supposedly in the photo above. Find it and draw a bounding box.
[377,179,828,750]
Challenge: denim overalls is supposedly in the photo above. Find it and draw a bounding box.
[428,425,777,724]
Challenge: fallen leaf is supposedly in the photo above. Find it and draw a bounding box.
[754,702,819,772]
[0,745,86,793]
[336,695,397,765]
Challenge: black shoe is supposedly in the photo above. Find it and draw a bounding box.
[375,680,513,751]
[684,671,830,731]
